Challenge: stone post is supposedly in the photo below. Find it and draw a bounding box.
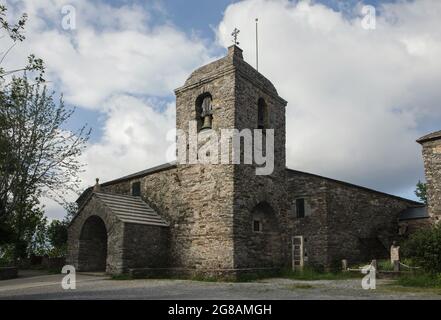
[390,241,400,265]
[341,259,348,271]
[393,260,400,272]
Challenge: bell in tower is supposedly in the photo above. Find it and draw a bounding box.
[200,95,213,130]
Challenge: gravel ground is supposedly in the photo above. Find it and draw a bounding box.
[0,271,440,300]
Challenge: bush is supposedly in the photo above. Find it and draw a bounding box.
[401,224,441,274]
[396,273,441,288]
[377,259,394,271]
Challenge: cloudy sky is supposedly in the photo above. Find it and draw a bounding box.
[2,0,441,219]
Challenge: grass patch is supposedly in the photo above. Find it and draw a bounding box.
[190,274,219,282]
[110,268,362,283]
[286,284,314,290]
[376,260,394,271]
[47,267,62,274]
[395,273,441,288]
[111,273,133,280]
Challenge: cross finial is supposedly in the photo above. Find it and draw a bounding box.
[231,28,240,45]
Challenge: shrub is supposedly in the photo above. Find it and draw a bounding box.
[401,224,441,274]
[396,273,441,288]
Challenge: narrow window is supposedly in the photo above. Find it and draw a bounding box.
[296,198,305,218]
[257,98,267,129]
[131,182,141,197]
[253,219,262,232]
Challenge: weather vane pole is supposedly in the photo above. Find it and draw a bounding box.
[255,18,259,71]
[231,28,240,46]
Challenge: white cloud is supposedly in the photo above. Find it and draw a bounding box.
[217,0,441,194]
[3,0,212,108]
[1,0,211,219]
[79,94,175,184]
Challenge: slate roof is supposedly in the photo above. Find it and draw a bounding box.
[286,169,422,206]
[95,192,169,227]
[398,206,429,221]
[417,130,441,144]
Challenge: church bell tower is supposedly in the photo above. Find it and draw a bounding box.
[173,44,288,274]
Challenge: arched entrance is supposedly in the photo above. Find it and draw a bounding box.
[78,216,108,272]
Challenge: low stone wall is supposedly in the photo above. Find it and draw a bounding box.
[42,257,66,270]
[0,267,18,280]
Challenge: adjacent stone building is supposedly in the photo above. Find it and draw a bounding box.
[417,131,441,223]
[67,45,434,277]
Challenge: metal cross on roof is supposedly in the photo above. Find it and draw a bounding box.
[231,28,240,45]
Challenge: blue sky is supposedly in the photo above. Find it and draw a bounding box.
[5,0,440,218]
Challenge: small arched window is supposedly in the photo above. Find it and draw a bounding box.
[257,98,267,129]
[195,93,213,131]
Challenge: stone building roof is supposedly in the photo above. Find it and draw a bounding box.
[175,45,286,105]
[286,168,422,206]
[102,162,176,186]
[417,130,441,144]
[76,162,177,206]
[94,192,169,227]
[398,206,429,221]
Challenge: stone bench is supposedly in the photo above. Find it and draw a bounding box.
[0,267,18,280]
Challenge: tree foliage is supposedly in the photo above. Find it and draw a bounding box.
[0,76,90,259]
[415,180,427,204]
[0,4,89,261]
[0,5,45,81]
[402,224,441,274]
[47,219,68,256]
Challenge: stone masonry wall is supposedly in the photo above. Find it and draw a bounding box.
[232,51,289,269]
[326,181,417,266]
[286,170,419,268]
[420,138,441,222]
[174,49,237,271]
[67,195,125,274]
[286,170,329,268]
[123,223,169,269]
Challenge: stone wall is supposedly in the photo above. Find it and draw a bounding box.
[419,136,441,222]
[286,170,418,268]
[326,181,414,265]
[174,46,237,271]
[286,170,329,268]
[231,49,288,269]
[0,267,18,280]
[123,223,169,269]
[67,195,125,274]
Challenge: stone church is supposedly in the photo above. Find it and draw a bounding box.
[67,45,440,277]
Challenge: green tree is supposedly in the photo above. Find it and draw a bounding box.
[47,219,68,257]
[415,180,427,204]
[402,224,441,274]
[0,4,89,263]
[0,76,90,262]
[0,4,45,252]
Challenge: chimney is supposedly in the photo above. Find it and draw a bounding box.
[417,130,441,223]
[93,178,101,192]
